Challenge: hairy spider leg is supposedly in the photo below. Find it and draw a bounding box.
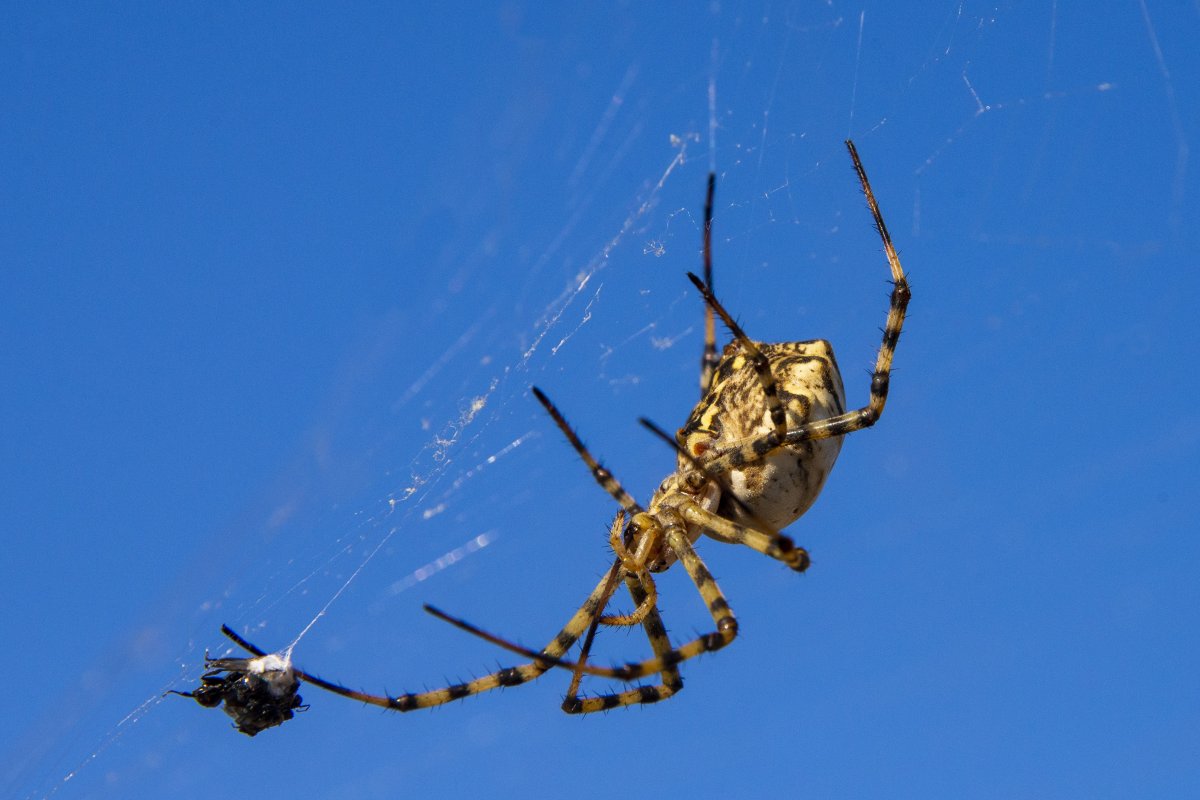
[565,515,636,702]
[562,568,684,713]
[698,139,910,475]
[679,501,808,570]
[471,515,808,688]
[439,516,800,689]
[699,172,719,396]
[564,523,736,710]
[422,586,633,680]
[423,537,686,708]
[563,594,605,700]
[425,569,688,712]
[561,522,739,693]
[420,603,618,678]
[433,522,737,701]
[217,562,634,712]
[600,510,658,626]
[566,512,669,700]
[530,389,663,689]
[532,386,644,515]
[531,386,662,609]
[683,273,819,569]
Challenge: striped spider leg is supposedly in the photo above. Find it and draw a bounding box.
[207,538,685,718]
[699,171,719,393]
[205,562,643,718]
[696,140,910,475]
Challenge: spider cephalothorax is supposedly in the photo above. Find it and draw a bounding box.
[180,139,909,729]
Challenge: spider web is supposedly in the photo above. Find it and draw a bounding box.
[4,2,1196,798]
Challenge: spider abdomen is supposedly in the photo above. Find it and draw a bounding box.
[682,339,847,531]
[722,440,841,530]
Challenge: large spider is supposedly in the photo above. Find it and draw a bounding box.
[177,139,909,727]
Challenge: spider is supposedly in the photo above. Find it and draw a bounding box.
[178,139,909,725]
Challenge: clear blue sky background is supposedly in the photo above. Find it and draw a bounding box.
[3,3,1197,798]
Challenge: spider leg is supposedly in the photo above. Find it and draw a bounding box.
[419,578,666,684]
[699,172,719,397]
[422,600,628,679]
[532,386,644,515]
[421,562,676,710]
[695,139,909,473]
[217,561,626,712]
[566,515,662,705]
[679,500,809,572]
[561,569,684,713]
[534,386,665,625]
[567,512,667,689]
[600,510,658,626]
[563,583,606,700]
[597,569,656,626]
[425,526,659,682]
[422,589,648,682]
[417,522,738,697]
[561,523,737,709]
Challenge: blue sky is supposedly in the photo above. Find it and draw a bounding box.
[3,3,1198,798]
